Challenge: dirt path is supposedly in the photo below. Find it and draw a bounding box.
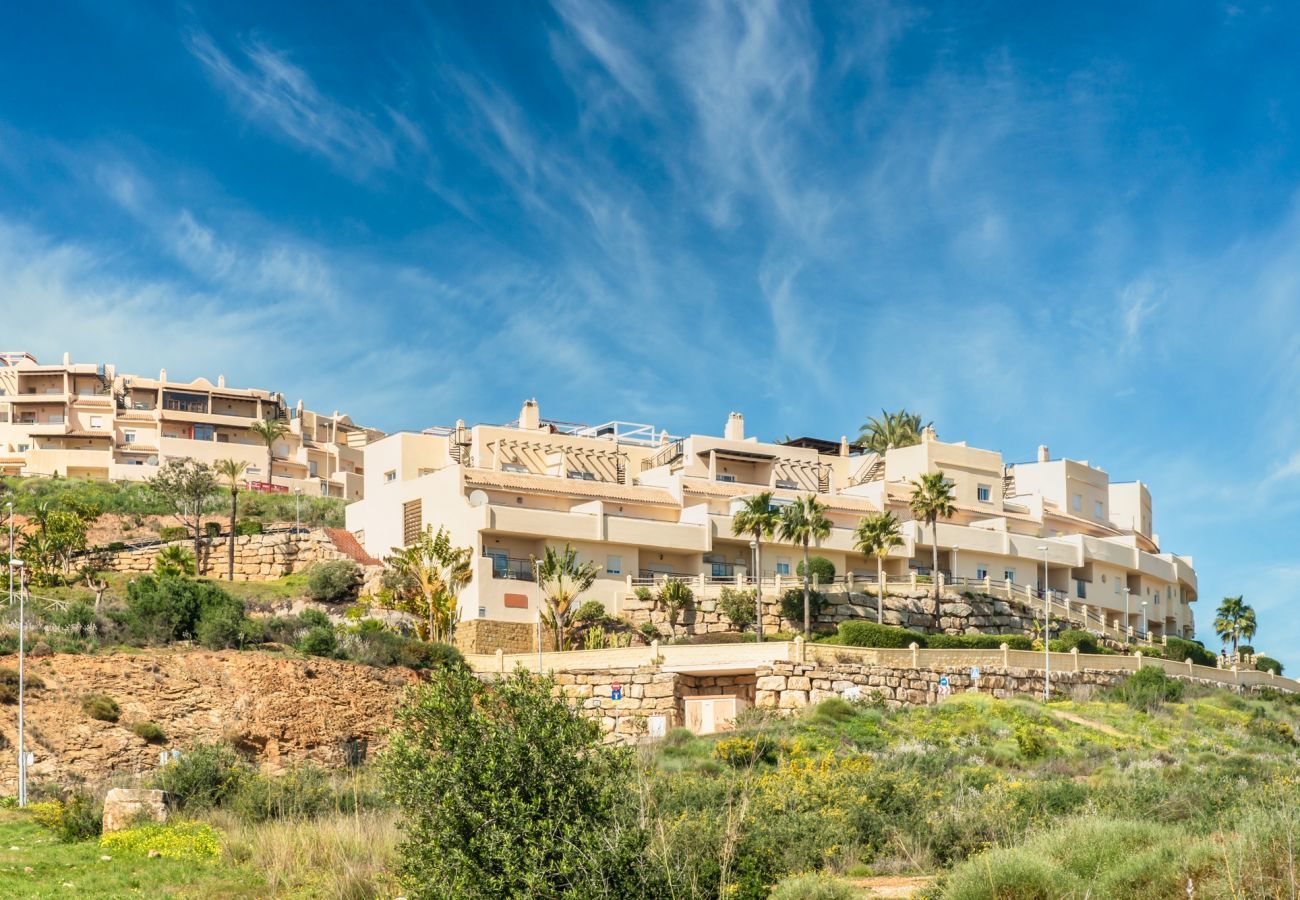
[1052,709,1123,736]
[850,875,934,898]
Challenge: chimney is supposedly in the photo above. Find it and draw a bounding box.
[921,424,937,443]
[839,435,850,457]
[1037,445,1050,463]
[159,368,167,383]
[519,399,541,430]
[62,351,71,365]
[724,412,744,441]
[217,374,226,388]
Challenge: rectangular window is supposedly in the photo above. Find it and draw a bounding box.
[17,444,29,452]
[606,555,622,576]
[775,479,798,489]
[976,566,988,580]
[401,499,422,546]
[776,558,791,575]
[309,461,318,477]
[1072,493,1082,512]
[89,415,104,429]
[977,484,991,503]
[1004,569,1016,582]
[191,424,214,441]
[716,473,736,483]
[384,470,397,483]
[1076,579,1087,599]
[486,549,508,577]
[123,431,137,444]
[1114,580,1120,595]
[1094,500,1104,518]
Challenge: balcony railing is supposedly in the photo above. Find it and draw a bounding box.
[486,556,535,581]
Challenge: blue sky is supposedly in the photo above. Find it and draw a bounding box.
[2,2,1299,664]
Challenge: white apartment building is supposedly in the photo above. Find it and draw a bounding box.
[346,400,1197,640]
[0,352,382,499]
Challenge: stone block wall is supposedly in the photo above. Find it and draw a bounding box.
[617,586,1041,640]
[98,530,380,583]
[678,672,756,703]
[455,619,555,655]
[551,666,680,740]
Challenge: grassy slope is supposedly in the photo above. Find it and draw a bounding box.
[0,811,267,898]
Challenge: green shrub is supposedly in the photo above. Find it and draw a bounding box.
[298,608,331,630]
[633,586,652,602]
[106,541,127,552]
[298,625,339,658]
[123,574,248,644]
[712,734,779,767]
[203,521,222,538]
[1247,714,1296,745]
[31,791,103,842]
[1107,666,1184,712]
[381,666,644,898]
[100,821,221,861]
[235,519,264,536]
[153,743,250,810]
[0,666,44,704]
[769,872,857,900]
[779,587,829,624]
[306,560,363,604]
[1050,629,1099,654]
[158,525,188,543]
[638,621,661,643]
[1014,723,1052,758]
[229,763,336,822]
[131,721,167,743]
[1162,636,1216,667]
[573,599,610,625]
[1256,656,1284,676]
[717,587,757,629]
[837,621,927,648]
[928,633,1033,651]
[153,545,196,578]
[795,555,836,584]
[54,600,97,637]
[82,693,121,722]
[196,602,248,650]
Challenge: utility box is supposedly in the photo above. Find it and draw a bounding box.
[683,695,750,735]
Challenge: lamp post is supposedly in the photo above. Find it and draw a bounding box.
[749,540,761,642]
[534,558,543,671]
[1038,544,1050,702]
[951,546,959,585]
[293,488,301,535]
[1140,601,1148,643]
[1124,587,1131,643]
[10,553,26,808]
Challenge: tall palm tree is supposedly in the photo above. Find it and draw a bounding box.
[853,511,903,625]
[777,495,832,638]
[909,471,956,618]
[383,526,473,642]
[858,408,930,454]
[534,544,601,650]
[249,417,290,485]
[731,491,781,641]
[213,458,248,581]
[1213,595,1257,660]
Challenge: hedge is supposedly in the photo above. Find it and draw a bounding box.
[1161,636,1216,667]
[837,622,928,648]
[928,633,1034,651]
[1049,629,1100,654]
[1256,656,1284,676]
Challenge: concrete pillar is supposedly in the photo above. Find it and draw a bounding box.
[1071,647,1080,671]
[910,572,917,591]
[984,575,991,593]
[625,573,633,592]
[1186,658,1194,675]
[495,648,504,673]
[909,641,919,668]
[1001,643,1009,667]
[795,634,805,662]
[937,572,945,592]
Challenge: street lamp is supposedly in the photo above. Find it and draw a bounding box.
[951,546,959,585]
[1140,601,1148,643]
[9,553,26,808]
[749,540,761,643]
[1123,587,1131,644]
[533,557,543,671]
[1038,545,1050,702]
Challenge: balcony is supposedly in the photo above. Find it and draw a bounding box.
[485,556,536,581]
[488,505,600,542]
[605,514,708,551]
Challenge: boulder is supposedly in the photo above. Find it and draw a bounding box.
[102,788,167,833]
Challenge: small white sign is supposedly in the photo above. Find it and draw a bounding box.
[971,666,981,682]
[647,715,667,738]
[842,685,862,701]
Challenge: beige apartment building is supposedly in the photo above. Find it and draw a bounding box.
[0,352,382,499]
[346,400,1198,642]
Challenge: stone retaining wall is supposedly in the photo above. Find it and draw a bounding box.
[98,530,379,582]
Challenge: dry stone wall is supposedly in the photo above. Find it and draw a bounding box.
[98,529,382,583]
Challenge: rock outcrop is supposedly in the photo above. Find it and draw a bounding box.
[0,650,417,792]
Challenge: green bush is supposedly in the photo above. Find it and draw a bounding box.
[31,791,103,842]
[229,763,336,823]
[131,721,167,743]
[298,625,339,658]
[573,599,610,625]
[795,555,836,584]
[203,521,223,538]
[1256,656,1284,676]
[1107,666,1184,712]
[153,545,196,578]
[837,621,927,648]
[0,666,43,704]
[122,574,248,645]
[769,872,857,900]
[81,693,120,722]
[633,586,652,602]
[1162,636,1216,667]
[153,743,250,810]
[712,734,779,767]
[306,560,363,604]
[158,525,188,543]
[235,519,264,536]
[381,666,645,898]
[928,633,1034,651]
[717,587,757,629]
[1049,629,1099,654]
[298,608,331,630]
[1247,713,1296,745]
[779,587,829,624]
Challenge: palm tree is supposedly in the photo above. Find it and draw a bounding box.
[1213,596,1257,660]
[249,417,290,485]
[154,545,196,578]
[382,526,473,642]
[909,471,956,618]
[853,511,903,625]
[214,458,248,581]
[858,408,930,454]
[731,491,781,641]
[777,495,832,638]
[534,544,601,650]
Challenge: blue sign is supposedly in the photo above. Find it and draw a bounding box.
[938,676,950,688]
[611,682,622,702]
[970,667,981,681]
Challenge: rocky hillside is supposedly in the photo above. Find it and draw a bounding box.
[0,650,417,792]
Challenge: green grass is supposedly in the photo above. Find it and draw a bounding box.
[0,810,267,898]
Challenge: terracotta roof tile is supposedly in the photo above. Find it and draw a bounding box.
[464,468,678,505]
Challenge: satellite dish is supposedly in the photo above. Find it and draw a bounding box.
[469,490,489,508]
[147,455,159,466]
